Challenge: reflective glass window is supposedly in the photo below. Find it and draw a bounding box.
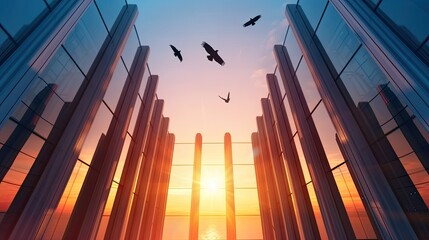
[0,0,48,40]
[39,47,86,102]
[104,59,129,112]
[332,165,377,239]
[306,182,328,239]
[233,165,257,188]
[235,188,260,215]
[36,161,89,239]
[363,0,381,10]
[295,59,322,112]
[0,27,12,57]
[339,47,389,105]
[95,0,127,34]
[138,64,151,97]
[165,188,191,215]
[284,32,302,72]
[199,216,226,239]
[231,143,254,164]
[96,181,118,239]
[417,39,429,66]
[316,3,361,77]
[127,97,141,136]
[162,216,190,239]
[377,0,429,49]
[78,103,113,164]
[113,134,132,182]
[283,96,297,136]
[293,134,311,183]
[236,216,263,239]
[168,165,193,189]
[311,103,345,168]
[63,3,108,76]
[274,66,286,100]
[298,0,328,32]
[121,28,140,72]
[0,178,20,213]
[201,144,224,165]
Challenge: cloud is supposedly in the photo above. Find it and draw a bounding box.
[251,68,268,89]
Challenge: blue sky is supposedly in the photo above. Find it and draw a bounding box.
[128,0,289,142]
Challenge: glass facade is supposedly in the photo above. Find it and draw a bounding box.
[259,0,429,238]
[0,1,174,239]
[163,141,263,240]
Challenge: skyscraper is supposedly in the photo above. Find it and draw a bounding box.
[0,1,174,239]
[253,0,429,239]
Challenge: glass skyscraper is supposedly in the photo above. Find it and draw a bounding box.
[0,1,175,239]
[253,0,429,239]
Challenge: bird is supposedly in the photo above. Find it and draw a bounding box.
[169,44,183,62]
[243,15,261,27]
[219,92,230,103]
[201,42,225,66]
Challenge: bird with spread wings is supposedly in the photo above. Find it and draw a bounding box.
[169,44,183,62]
[219,92,230,103]
[201,41,225,66]
[243,15,261,27]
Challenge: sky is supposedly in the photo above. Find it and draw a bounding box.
[128,0,288,143]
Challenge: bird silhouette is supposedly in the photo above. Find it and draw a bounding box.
[219,92,230,103]
[170,44,183,62]
[243,15,261,27]
[201,42,225,66]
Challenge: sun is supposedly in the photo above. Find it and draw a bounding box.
[202,177,222,195]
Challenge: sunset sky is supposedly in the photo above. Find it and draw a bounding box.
[129,0,290,143]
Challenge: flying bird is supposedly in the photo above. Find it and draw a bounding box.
[169,44,183,62]
[201,42,225,66]
[243,15,261,27]
[219,92,230,103]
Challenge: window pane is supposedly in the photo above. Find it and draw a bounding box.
[171,144,195,165]
[113,134,132,182]
[104,59,129,112]
[311,103,345,168]
[162,216,190,240]
[165,188,191,215]
[236,216,263,239]
[121,28,140,72]
[316,3,360,78]
[233,165,257,188]
[39,47,86,102]
[201,144,224,165]
[338,47,389,106]
[0,27,13,58]
[95,0,127,33]
[235,188,260,216]
[127,97,141,136]
[63,3,108,76]
[295,59,322,112]
[0,0,48,40]
[284,32,302,73]
[78,103,113,164]
[199,216,226,239]
[169,165,193,189]
[298,0,328,32]
[231,143,254,164]
[377,0,429,49]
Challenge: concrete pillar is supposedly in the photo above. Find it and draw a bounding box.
[251,132,275,240]
[105,75,158,240]
[63,45,150,240]
[256,116,287,239]
[140,117,170,239]
[152,133,175,240]
[267,74,320,239]
[125,99,164,239]
[224,133,236,240]
[284,4,416,238]
[8,5,139,239]
[189,133,202,240]
[261,98,300,240]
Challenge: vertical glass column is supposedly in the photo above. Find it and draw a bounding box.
[251,132,275,240]
[256,116,287,239]
[224,133,236,240]
[126,99,164,239]
[105,75,158,240]
[274,43,355,238]
[267,73,320,239]
[189,133,202,240]
[152,133,175,240]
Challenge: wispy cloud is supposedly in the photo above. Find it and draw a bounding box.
[251,68,268,89]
